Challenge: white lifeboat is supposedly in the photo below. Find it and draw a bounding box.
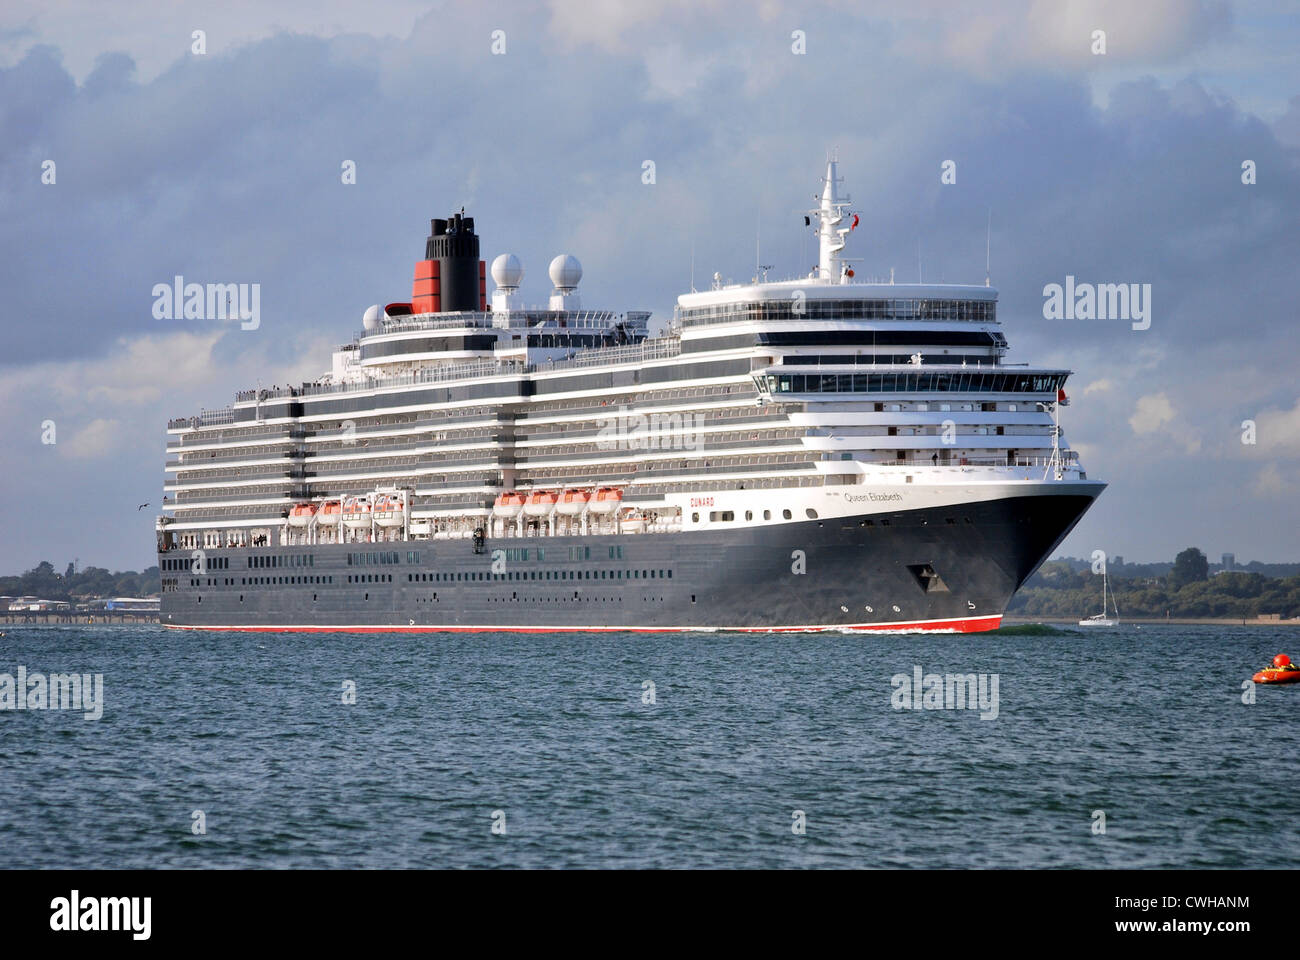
[555,488,591,516]
[342,497,372,529]
[619,509,646,534]
[287,503,317,527]
[373,493,405,528]
[523,490,559,517]
[317,500,342,525]
[588,486,623,515]
[493,491,525,518]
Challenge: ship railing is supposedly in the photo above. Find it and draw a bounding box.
[243,359,521,402]
[860,453,1080,469]
[168,408,237,430]
[308,433,504,458]
[167,447,301,469]
[674,298,998,329]
[306,454,501,477]
[353,309,648,341]
[525,338,682,373]
[167,466,299,487]
[169,426,306,449]
[519,385,750,422]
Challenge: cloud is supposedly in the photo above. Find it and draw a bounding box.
[1,2,1298,570]
[891,0,1233,75]
[1128,392,1175,434]
[63,417,121,459]
[1252,462,1300,499]
[1247,397,1300,458]
[1082,378,1114,395]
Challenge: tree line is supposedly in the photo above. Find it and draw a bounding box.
[1008,548,1300,619]
[0,561,160,602]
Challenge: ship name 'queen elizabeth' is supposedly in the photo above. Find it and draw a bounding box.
[157,161,1104,632]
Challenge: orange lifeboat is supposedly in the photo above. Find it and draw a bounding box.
[523,490,559,517]
[373,493,405,528]
[342,497,372,529]
[1252,668,1300,685]
[493,491,526,518]
[588,486,623,515]
[317,500,342,525]
[287,503,317,527]
[555,488,591,516]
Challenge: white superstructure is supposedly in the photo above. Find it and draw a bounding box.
[158,162,1094,562]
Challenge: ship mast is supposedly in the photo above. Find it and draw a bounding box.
[812,158,856,283]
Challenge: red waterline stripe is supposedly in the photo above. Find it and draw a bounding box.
[162,615,1002,634]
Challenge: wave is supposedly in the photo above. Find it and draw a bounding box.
[987,623,1075,636]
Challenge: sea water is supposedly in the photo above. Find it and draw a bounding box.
[1,622,1297,868]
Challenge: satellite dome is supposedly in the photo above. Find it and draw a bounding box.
[548,254,583,290]
[491,253,523,289]
[362,304,383,330]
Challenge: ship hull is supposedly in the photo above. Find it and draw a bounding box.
[160,491,1096,633]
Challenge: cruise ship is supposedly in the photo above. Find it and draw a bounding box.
[157,161,1104,632]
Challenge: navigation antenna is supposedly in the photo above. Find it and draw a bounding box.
[985,208,992,287]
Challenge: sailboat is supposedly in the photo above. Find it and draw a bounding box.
[1078,566,1120,626]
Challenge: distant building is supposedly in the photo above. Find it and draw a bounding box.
[1221,553,1236,571]
[7,598,71,612]
[105,597,160,612]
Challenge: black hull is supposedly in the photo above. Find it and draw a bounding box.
[160,494,1096,633]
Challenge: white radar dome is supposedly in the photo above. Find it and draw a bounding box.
[362,304,383,330]
[491,253,523,289]
[548,254,583,290]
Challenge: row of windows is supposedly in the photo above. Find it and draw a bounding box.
[406,569,672,582]
[781,354,994,367]
[243,576,335,585]
[696,508,818,522]
[171,575,340,589]
[348,574,394,583]
[348,551,402,566]
[679,298,997,325]
[764,372,1066,394]
[162,556,230,571]
[248,554,315,569]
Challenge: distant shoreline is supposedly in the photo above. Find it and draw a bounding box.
[1004,615,1300,627]
[1,614,158,625]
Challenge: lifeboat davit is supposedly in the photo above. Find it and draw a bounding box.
[287,503,317,527]
[373,493,405,528]
[493,491,525,518]
[1252,668,1300,685]
[555,489,591,516]
[317,500,342,525]
[523,490,559,517]
[342,497,372,529]
[588,487,623,515]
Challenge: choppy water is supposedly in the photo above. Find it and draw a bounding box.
[1,622,1298,868]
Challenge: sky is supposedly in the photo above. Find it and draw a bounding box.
[1,0,1298,572]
